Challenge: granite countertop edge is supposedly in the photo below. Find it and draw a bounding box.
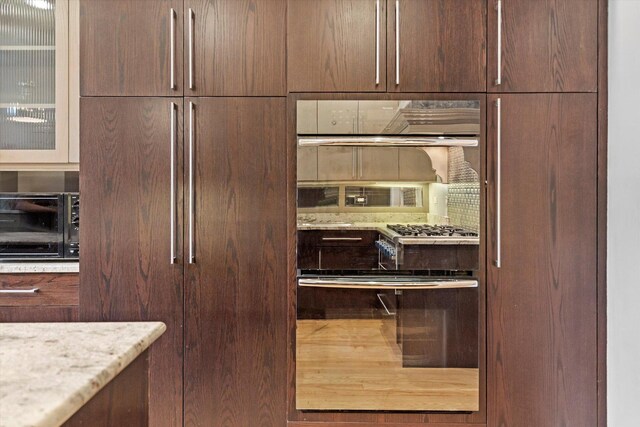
[0,262,79,274]
[0,322,166,427]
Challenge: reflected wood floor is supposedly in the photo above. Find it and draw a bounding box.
[296,318,479,411]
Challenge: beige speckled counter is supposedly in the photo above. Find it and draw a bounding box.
[0,262,79,274]
[0,322,166,427]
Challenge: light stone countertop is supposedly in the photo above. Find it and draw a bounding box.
[0,262,79,274]
[0,322,166,427]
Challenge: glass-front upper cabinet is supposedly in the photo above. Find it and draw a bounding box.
[0,0,76,165]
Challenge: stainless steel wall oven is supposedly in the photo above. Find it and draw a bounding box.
[296,100,483,412]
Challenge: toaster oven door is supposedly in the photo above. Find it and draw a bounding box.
[0,195,64,258]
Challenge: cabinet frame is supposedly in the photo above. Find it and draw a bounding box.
[287,92,487,425]
[0,0,73,166]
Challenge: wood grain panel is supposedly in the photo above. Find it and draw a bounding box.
[63,350,149,427]
[80,97,184,427]
[487,94,598,426]
[0,306,78,322]
[0,273,78,306]
[388,0,486,92]
[184,98,287,427]
[287,0,386,92]
[80,0,183,96]
[488,0,598,92]
[185,0,286,96]
[597,1,608,425]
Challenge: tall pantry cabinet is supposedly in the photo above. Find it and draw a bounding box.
[79,1,287,426]
[79,0,606,426]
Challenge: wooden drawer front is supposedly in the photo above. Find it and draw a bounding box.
[317,230,378,247]
[0,274,79,307]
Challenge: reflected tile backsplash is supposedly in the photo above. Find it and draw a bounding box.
[297,212,430,225]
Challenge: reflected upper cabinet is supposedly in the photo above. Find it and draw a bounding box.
[0,0,75,164]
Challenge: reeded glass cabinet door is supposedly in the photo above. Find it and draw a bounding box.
[0,0,68,163]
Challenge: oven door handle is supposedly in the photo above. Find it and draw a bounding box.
[298,278,477,290]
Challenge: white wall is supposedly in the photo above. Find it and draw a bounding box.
[608,1,640,425]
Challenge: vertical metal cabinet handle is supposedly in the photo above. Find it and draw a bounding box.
[395,0,400,86]
[189,102,195,264]
[375,0,380,85]
[189,8,194,90]
[495,0,502,86]
[170,8,176,90]
[170,102,177,264]
[495,98,502,268]
[358,147,363,178]
[352,148,357,178]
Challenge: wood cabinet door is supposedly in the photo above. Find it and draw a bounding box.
[487,0,597,92]
[487,94,597,426]
[318,147,356,181]
[0,306,77,322]
[388,0,486,92]
[297,146,318,181]
[184,0,286,96]
[358,147,399,180]
[288,0,386,92]
[80,0,184,96]
[80,97,184,427]
[184,98,287,426]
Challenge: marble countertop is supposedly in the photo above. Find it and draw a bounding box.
[0,262,79,274]
[296,223,479,245]
[0,322,166,427]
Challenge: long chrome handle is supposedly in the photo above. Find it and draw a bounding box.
[188,101,195,264]
[358,147,363,178]
[375,0,380,85]
[170,102,177,264]
[298,136,479,147]
[170,9,176,89]
[495,0,502,86]
[495,98,502,268]
[299,278,478,290]
[188,8,194,90]
[321,237,363,242]
[395,0,400,86]
[0,288,40,294]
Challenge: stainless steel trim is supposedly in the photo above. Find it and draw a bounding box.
[395,236,480,245]
[298,136,479,147]
[298,278,478,290]
[375,0,380,85]
[189,101,195,264]
[189,8,194,90]
[395,0,400,86]
[321,237,363,242]
[495,0,502,86]
[170,102,177,264]
[377,293,396,316]
[318,249,322,270]
[495,98,502,268]
[170,8,176,89]
[358,147,363,178]
[0,288,40,294]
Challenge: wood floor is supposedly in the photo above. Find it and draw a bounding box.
[296,318,479,411]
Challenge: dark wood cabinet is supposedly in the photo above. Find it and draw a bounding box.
[387,0,486,92]
[297,230,379,270]
[80,0,184,96]
[288,0,387,92]
[79,97,184,427]
[487,0,598,92]
[185,0,286,96]
[487,93,598,426]
[183,97,287,426]
[0,306,78,322]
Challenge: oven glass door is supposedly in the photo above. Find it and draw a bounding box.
[0,195,64,258]
[296,277,479,412]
